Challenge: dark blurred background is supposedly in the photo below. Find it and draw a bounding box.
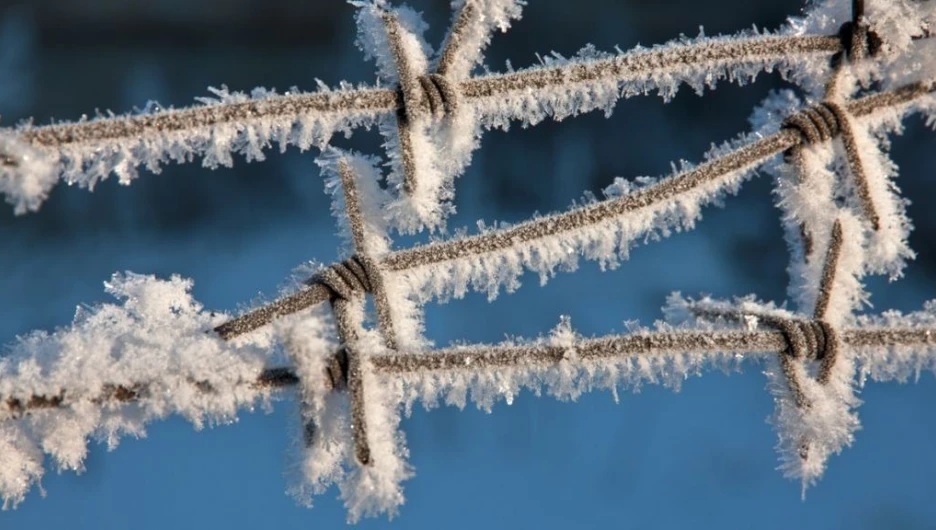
[1,1,935,528]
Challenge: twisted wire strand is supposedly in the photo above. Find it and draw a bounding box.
[418,74,460,118]
[7,34,844,151]
[7,325,936,421]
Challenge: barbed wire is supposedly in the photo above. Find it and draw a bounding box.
[212,78,934,340]
[7,324,936,421]
[9,35,839,150]
[2,0,936,521]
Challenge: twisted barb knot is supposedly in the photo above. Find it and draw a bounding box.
[761,315,841,391]
[310,256,375,301]
[781,101,846,145]
[837,19,883,61]
[410,73,460,120]
[381,8,461,124]
[762,316,838,362]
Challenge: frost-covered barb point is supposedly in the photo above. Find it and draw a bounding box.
[354,1,449,232]
[435,0,525,80]
[666,294,856,488]
[355,0,502,234]
[669,215,865,491]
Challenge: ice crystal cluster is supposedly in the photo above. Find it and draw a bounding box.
[1,0,936,522]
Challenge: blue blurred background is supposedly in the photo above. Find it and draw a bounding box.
[1,0,935,528]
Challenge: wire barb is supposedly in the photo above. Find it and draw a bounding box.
[813,219,844,321]
[781,101,882,230]
[823,102,881,231]
[435,0,476,78]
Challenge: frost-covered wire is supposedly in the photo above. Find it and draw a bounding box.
[211,78,934,328]
[0,29,847,215]
[4,0,936,522]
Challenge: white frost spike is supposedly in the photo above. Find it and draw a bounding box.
[0,425,44,510]
[542,315,584,400]
[0,130,57,214]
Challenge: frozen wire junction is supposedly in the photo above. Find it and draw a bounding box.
[1,0,936,522]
